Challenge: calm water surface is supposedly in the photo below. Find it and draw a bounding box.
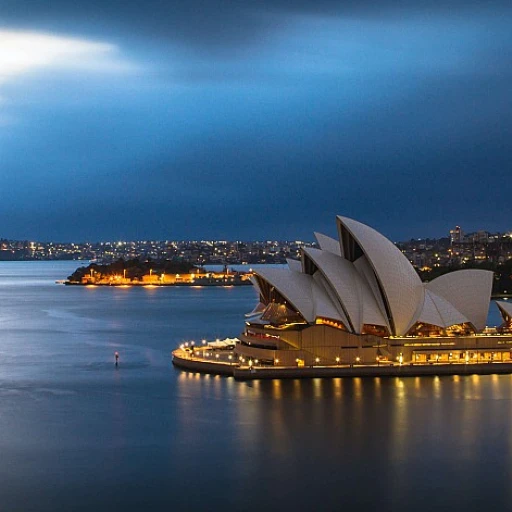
[0,261,511,511]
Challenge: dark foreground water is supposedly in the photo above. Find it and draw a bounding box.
[0,261,511,511]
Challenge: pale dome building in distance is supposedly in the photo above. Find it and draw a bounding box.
[237,216,509,367]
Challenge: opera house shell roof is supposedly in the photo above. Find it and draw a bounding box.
[251,216,493,337]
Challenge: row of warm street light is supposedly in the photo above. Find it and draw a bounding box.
[177,342,394,367]
[178,341,507,368]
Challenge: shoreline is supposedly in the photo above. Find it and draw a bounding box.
[172,349,512,381]
[63,281,252,287]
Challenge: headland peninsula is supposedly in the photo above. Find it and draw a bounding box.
[64,258,253,287]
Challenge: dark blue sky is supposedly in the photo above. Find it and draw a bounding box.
[1,1,511,242]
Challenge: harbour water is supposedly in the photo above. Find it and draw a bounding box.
[0,261,511,511]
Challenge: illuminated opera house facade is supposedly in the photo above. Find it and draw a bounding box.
[237,216,512,366]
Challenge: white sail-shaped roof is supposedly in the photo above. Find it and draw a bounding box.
[254,267,315,322]
[312,271,352,327]
[353,255,391,330]
[254,266,348,326]
[418,289,469,328]
[303,247,386,333]
[496,301,512,322]
[310,273,348,325]
[286,258,302,272]
[314,232,341,256]
[250,275,262,295]
[426,269,493,331]
[245,301,266,318]
[304,247,359,331]
[337,216,425,336]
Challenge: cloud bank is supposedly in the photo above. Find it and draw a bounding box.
[0,30,135,86]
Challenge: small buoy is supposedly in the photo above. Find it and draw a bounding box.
[115,351,119,366]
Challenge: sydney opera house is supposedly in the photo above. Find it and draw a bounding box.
[236,216,512,366]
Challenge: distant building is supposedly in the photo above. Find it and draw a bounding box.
[450,226,464,244]
[474,230,489,244]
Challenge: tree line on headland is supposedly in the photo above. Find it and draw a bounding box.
[67,258,199,283]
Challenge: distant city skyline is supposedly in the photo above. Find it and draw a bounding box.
[1,1,511,241]
[2,222,512,245]
[2,222,512,267]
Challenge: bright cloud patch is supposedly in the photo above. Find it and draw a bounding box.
[0,30,136,85]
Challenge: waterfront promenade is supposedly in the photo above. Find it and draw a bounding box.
[172,347,512,381]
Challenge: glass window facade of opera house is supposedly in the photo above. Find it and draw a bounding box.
[236,216,512,367]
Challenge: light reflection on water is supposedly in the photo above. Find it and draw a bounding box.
[175,373,512,510]
[0,262,512,511]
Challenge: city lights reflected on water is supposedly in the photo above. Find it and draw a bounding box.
[173,370,512,510]
[333,378,342,399]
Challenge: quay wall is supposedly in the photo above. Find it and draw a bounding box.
[172,353,235,376]
[172,350,512,381]
[232,362,512,380]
